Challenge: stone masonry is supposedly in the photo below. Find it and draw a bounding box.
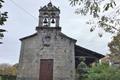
[17,2,76,80]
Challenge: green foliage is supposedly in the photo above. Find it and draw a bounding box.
[69,0,120,35]
[108,33,120,54]
[0,0,4,8]
[0,75,16,80]
[70,0,101,17]
[76,58,120,80]
[77,61,88,80]
[108,33,120,63]
[76,57,88,80]
[0,76,1,80]
[0,0,8,43]
[0,12,8,25]
[0,63,17,76]
[85,63,120,80]
[69,0,116,17]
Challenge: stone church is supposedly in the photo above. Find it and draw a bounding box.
[17,2,104,80]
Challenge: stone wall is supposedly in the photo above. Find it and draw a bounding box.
[17,27,76,80]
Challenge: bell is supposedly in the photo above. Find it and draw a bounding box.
[51,19,55,23]
[43,18,48,23]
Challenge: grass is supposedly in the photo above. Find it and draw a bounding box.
[0,76,1,80]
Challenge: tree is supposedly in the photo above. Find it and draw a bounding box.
[0,63,17,76]
[0,0,8,44]
[108,33,120,64]
[76,57,88,80]
[69,0,120,36]
[85,63,120,80]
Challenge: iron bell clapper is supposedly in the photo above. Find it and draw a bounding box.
[43,18,48,23]
[51,19,55,23]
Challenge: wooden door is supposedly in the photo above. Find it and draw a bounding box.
[39,59,53,80]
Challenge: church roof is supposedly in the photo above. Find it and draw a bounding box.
[75,45,104,67]
[39,2,60,12]
[75,45,104,59]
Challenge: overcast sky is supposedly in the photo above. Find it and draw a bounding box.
[0,0,114,64]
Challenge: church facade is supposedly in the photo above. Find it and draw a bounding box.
[17,2,104,80]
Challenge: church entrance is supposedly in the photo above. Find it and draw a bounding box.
[39,59,53,80]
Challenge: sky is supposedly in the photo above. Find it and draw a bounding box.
[0,0,114,64]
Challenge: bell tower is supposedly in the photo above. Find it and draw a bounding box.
[38,2,60,27]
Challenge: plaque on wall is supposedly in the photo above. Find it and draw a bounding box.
[42,35,51,47]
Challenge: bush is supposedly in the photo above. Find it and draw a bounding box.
[0,75,16,80]
[85,63,120,80]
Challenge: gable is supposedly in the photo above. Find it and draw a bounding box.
[20,33,37,41]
